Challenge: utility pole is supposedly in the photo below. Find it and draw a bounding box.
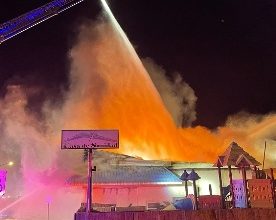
[262,141,267,170]
[47,202,50,220]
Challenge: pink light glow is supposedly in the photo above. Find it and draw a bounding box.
[61,130,119,149]
[45,195,52,204]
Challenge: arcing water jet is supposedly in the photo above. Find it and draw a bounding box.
[0,1,276,219]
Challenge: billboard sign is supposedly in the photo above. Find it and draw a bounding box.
[0,170,7,196]
[61,130,119,149]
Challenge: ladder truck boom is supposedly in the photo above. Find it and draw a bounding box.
[0,0,84,44]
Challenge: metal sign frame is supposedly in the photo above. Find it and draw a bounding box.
[61,129,119,149]
[61,129,119,215]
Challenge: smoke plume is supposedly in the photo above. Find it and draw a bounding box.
[222,112,276,167]
[142,58,197,127]
[0,8,276,219]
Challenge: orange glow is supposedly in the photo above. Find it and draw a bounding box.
[56,21,275,165]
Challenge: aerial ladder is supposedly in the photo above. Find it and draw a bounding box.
[0,0,85,44]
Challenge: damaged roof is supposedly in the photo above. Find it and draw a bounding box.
[67,165,182,185]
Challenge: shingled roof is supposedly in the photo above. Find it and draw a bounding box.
[217,142,261,167]
[68,150,182,186]
[67,166,182,185]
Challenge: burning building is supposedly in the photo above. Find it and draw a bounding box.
[67,142,261,210]
[67,151,184,210]
[0,0,273,219]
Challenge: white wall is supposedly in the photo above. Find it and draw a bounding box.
[174,168,254,196]
[91,184,187,207]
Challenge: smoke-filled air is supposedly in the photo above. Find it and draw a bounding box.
[0,0,276,219]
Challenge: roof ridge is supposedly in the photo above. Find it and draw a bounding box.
[220,141,261,166]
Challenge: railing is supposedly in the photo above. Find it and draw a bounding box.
[0,0,84,43]
[75,209,276,220]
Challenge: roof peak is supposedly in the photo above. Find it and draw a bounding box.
[217,142,261,167]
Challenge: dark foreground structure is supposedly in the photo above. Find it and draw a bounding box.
[73,142,276,220]
[75,208,276,220]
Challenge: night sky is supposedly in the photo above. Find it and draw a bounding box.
[0,0,275,128]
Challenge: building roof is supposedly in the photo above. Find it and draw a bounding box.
[169,162,216,170]
[67,165,182,185]
[218,142,261,167]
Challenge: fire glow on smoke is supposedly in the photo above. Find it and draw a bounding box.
[0,1,276,219]
[59,1,276,163]
[67,18,276,162]
[0,2,276,170]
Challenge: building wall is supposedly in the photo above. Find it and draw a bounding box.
[80,167,255,207]
[87,184,187,207]
[173,168,253,196]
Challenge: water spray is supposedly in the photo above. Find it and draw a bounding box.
[100,0,133,49]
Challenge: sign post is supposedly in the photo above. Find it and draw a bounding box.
[61,129,119,218]
[0,170,7,197]
[87,149,93,214]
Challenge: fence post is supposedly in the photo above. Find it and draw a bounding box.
[270,168,276,208]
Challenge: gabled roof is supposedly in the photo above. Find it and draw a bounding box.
[218,142,261,167]
[236,154,254,166]
[213,156,225,167]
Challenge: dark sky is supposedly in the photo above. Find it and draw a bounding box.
[0,0,276,128]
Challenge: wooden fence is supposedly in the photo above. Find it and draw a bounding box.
[248,179,274,208]
[75,209,276,220]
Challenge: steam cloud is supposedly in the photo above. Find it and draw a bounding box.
[223,111,276,166]
[143,57,197,127]
[0,12,276,219]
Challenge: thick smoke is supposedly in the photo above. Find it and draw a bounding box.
[221,112,276,167]
[0,85,55,194]
[0,10,276,219]
[0,84,83,219]
[142,58,197,127]
[1,18,275,179]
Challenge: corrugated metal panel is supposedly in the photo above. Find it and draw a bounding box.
[68,166,182,185]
